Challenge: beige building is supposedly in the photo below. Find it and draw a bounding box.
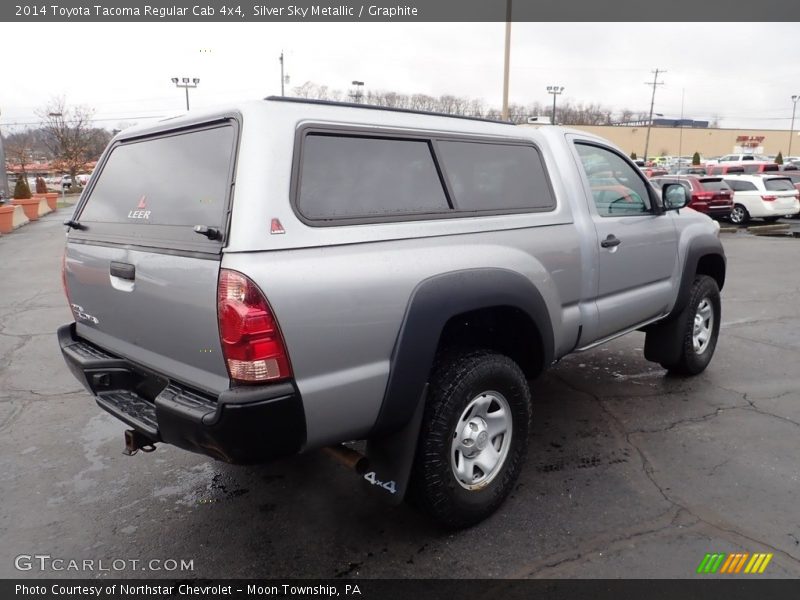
[522,124,800,160]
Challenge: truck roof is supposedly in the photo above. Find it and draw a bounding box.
[114,98,561,143]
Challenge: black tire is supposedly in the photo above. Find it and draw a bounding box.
[659,275,721,375]
[408,349,531,530]
[762,217,781,224]
[729,204,749,225]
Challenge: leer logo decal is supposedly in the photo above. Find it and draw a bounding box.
[128,195,150,220]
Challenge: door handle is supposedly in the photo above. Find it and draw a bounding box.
[600,234,621,248]
[110,261,135,281]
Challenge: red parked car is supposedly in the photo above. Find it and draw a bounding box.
[740,162,780,174]
[705,164,745,175]
[651,175,734,219]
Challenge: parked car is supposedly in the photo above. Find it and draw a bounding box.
[740,162,780,174]
[706,164,745,175]
[722,174,800,224]
[674,166,708,175]
[60,175,73,190]
[642,167,668,177]
[650,175,733,219]
[58,98,726,529]
[779,163,799,171]
[707,153,767,166]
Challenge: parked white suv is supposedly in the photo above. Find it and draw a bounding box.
[708,154,767,166]
[722,174,800,224]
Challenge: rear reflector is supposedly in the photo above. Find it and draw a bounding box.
[761,195,777,201]
[61,249,71,306]
[217,269,292,384]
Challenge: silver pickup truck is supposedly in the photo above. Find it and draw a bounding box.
[58,97,725,529]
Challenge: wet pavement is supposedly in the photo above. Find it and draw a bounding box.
[1,212,799,579]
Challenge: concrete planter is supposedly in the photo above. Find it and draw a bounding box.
[36,192,59,211]
[11,198,41,221]
[0,204,30,233]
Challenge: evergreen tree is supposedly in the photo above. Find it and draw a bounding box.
[13,176,32,200]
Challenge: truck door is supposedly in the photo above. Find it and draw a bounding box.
[571,140,679,341]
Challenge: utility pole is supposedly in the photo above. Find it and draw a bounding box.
[642,68,665,164]
[501,0,512,121]
[677,88,685,164]
[789,95,799,157]
[279,51,286,96]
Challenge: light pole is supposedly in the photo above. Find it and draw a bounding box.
[171,77,200,111]
[501,0,512,121]
[789,95,799,157]
[546,85,564,125]
[279,51,290,96]
[351,81,365,104]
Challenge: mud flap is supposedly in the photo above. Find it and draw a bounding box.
[644,306,690,366]
[361,385,427,505]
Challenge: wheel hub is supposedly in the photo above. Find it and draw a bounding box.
[458,418,489,456]
[450,391,512,490]
[692,297,714,354]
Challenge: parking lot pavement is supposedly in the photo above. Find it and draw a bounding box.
[1,213,799,579]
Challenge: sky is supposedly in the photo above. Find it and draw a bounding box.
[1,21,799,132]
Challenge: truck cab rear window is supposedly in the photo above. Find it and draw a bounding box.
[296,134,449,220]
[78,125,235,249]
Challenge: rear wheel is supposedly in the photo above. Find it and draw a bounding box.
[409,350,531,529]
[729,204,749,225]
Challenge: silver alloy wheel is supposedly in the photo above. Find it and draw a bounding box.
[730,205,745,224]
[693,297,714,354]
[451,391,512,490]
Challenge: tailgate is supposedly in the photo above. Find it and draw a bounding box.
[64,121,238,394]
[771,193,798,211]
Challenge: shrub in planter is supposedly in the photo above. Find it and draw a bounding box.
[775,151,784,165]
[35,177,47,194]
[13,176,32,200]
[692,151,701,165]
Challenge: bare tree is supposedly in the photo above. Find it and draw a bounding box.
[4,130,35,176]
[36,98,99,190]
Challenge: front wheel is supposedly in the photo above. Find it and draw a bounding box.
[729,204,749,225]
[408,350,531,529]
[660,275,721,375]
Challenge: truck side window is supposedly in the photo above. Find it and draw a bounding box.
[575,143,652,217]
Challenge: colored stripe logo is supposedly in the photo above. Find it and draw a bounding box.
[697,552,773,574]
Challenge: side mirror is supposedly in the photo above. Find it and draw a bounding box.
[663,183,689,210]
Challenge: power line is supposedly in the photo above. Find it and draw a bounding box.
[0,114,169,128]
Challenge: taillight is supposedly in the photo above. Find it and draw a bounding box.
[761,195,777,201]
[696,194,713,201]
[217,269,292,384]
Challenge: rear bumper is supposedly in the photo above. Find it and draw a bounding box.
[58,323,306,464]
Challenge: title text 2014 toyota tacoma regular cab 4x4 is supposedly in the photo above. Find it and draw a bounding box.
[59,97,725,529]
